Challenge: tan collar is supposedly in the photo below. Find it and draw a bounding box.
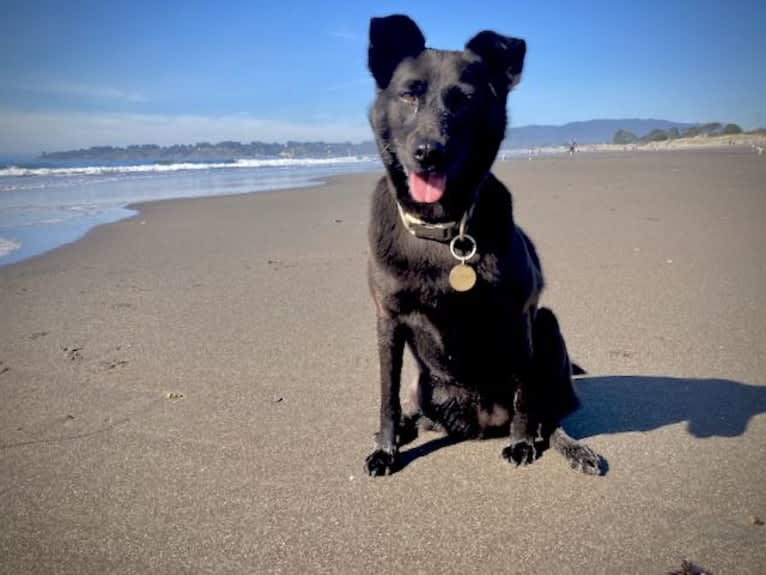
[396,192,480,242]
[395,202,463,241]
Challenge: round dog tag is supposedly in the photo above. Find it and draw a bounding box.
[449,263,477,292]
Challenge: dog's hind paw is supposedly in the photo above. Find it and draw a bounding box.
[501,440,537,466]
[397,416,420,446]
[365,448,399,477]
[550,428,607,475]
[565,443,606,475]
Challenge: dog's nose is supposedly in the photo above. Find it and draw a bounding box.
[413,140,446,168]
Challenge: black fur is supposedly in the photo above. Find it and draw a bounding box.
[364,15,603,476]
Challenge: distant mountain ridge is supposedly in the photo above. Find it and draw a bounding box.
[504,118,697,149]
[38,119,702,160]
[39,140,379,162]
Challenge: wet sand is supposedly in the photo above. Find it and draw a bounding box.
[1,149,765,573]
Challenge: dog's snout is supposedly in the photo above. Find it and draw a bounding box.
[413,140,446,168]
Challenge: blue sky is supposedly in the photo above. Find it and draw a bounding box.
[1,0,764,153]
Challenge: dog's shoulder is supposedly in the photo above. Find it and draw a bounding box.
[472,173,514,237]
[473,173,544,302]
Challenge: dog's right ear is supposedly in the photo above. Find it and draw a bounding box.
[465,31,526,96]
[368,15,426,90]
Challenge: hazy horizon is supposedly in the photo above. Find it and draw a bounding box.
[2,1,764,154]
[4,117,740,162]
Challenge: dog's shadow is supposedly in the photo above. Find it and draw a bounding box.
[565,375,766,439]
[398,376,766,470]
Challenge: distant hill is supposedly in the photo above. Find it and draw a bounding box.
[504,119,698,149]
[38,119,705,161]
[39,140,379,162]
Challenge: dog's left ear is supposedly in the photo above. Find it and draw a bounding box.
[369,15,426,90]
[465,31,526,96]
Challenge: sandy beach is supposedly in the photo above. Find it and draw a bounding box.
[1,149,765,573]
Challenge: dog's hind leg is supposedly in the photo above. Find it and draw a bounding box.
[531,307,579,422]
[397,412,421,446]
[532,307,605,474]
[502,306,596,468]
[396,374,426,446]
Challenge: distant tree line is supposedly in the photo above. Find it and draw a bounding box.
[612,122,745,145]
[39,140,379,161]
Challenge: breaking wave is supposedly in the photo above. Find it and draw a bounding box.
[0,237,21,257]
[0,156,376,178]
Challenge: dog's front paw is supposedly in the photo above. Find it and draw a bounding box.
[501,440,537,466]
[365,449,398,477]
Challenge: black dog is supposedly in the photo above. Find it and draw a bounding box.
[364,15,603,476]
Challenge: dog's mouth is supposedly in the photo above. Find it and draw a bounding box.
[408,172,447,203]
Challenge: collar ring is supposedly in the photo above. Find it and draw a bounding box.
[449,233,477,263]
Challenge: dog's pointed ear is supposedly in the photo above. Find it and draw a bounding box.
[465,31,526,96]
[368,15,426,90]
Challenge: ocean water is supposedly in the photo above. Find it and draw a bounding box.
[0,156,381,266]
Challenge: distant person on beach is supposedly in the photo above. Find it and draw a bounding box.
[568,140,577,156]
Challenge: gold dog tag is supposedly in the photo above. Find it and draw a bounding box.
[449,263,476,292]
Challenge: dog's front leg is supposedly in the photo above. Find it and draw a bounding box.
[502,376,539,466]
[365,316,406,476]
[501,316,541,466]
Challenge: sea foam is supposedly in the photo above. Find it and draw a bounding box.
[0,156,374,178]
[0,238,21,257]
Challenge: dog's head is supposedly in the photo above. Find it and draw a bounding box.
[368,15,525,223]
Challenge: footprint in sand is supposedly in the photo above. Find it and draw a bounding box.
[267,258,297,271]
[63,346,83,361]
[99,359,129,371]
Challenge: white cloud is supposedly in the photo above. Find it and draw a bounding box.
[21,81,147,103]
[0,110,372,154]
[55,83,146,103]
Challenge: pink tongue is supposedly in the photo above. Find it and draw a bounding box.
[408,172,446,203]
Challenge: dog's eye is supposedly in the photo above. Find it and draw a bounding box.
[443,87,472,111]
[398,81,425,104]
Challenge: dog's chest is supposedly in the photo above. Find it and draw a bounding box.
[404,292,528,384]
[398,257,529,372]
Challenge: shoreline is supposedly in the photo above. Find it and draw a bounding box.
[0,162,383,268]
[3,143,764,269]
